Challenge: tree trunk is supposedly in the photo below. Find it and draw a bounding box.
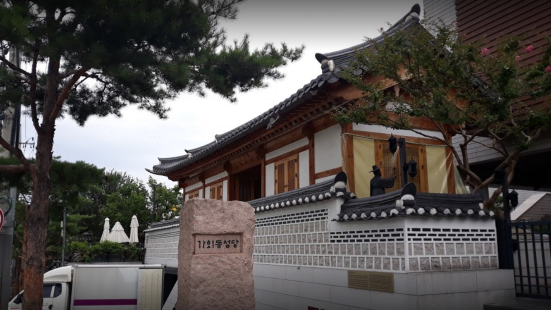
[22,132,53,310]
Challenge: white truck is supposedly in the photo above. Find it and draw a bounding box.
[8,264,166,310]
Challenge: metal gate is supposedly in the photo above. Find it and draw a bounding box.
[510,221,551,299]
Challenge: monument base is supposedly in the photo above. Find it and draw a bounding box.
[178,199,255,310]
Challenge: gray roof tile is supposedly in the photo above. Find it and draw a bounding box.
[251,171,355,213]
[334,183,493,222]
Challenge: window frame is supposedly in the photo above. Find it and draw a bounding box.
[209,182,224,200]
[274,154,299,195]
[187,190,200,199]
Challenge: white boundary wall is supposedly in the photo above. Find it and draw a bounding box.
[254,265,514,310]
[145,197,512,310]
[144,226,179,268]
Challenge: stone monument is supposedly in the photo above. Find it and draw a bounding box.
[178,199,255,310]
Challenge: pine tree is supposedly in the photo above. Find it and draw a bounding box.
[0,1,303,308]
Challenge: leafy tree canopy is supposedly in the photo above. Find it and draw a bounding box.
[334,20,551,206]
[0,0,304,124]
[1,157,179,265]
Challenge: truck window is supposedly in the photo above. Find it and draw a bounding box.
[53,284,62,298]
[43,283,54,298]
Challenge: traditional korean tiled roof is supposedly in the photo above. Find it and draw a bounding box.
[148,72,337,175]
[147,4,422,177]
[144,217,180,232]
[251,172,355,213]
[314,4,421,76]
[333,183,494,222]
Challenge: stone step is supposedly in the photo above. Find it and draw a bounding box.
[484,297,551,310]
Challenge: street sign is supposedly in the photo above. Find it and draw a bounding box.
[0,208,4,230]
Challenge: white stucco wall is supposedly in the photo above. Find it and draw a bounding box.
[222,180,228,201]
[184,182,203,192]
[198,189,203,198]
[265,163,275,196]
[184,194,189,201]
[266,138,308,160]
[298,150,309,188]
[314,125,342,173]
[205,171,228,184]
[204,187,210,199]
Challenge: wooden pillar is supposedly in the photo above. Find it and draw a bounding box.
[308,135,315,185]
[224,161,233,201]
[179,178,186,204]
[256,147,266,198]
[302,122,316,186]
[341,123,355,193]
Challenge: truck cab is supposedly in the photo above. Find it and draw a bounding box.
[9,266,72,310]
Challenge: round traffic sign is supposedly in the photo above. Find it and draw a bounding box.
[0,208,4,230]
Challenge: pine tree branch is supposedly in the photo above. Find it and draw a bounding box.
[0,54,31,78]
[49,67,90,123]
[0,164,28,174]
[28,49,42,134]
[0,134,30,169]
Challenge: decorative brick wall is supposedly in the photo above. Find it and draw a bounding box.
[145,200,499,274]
[145,229,179,260]
[406,225,498,271]
[253,205,408,272]
[253,202,499,273]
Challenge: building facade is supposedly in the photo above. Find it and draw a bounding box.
[146,4,517,309]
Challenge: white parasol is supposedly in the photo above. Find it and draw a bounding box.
[108,221,130,243]
[100,217,110,242]
[129,215,139,243]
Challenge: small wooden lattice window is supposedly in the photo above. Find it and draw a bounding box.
[374,140,428,192]
[274,154,299,194]
[187,190,200,199]
[209,182,224,200]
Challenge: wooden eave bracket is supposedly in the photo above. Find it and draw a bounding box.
[255,145,266,158]
[301,122,316,138]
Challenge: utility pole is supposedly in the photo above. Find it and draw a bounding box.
[0,47,21,310]
[61,207,67,266]
[151,183,158,222]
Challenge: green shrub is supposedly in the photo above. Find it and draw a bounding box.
[125,245,144,261]
[70,241,91,262]
[90,242,124,257]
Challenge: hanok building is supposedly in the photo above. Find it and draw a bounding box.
[148,4,457,205]
[146,4,514,310]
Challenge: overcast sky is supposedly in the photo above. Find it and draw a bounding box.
[18,0,419,187]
